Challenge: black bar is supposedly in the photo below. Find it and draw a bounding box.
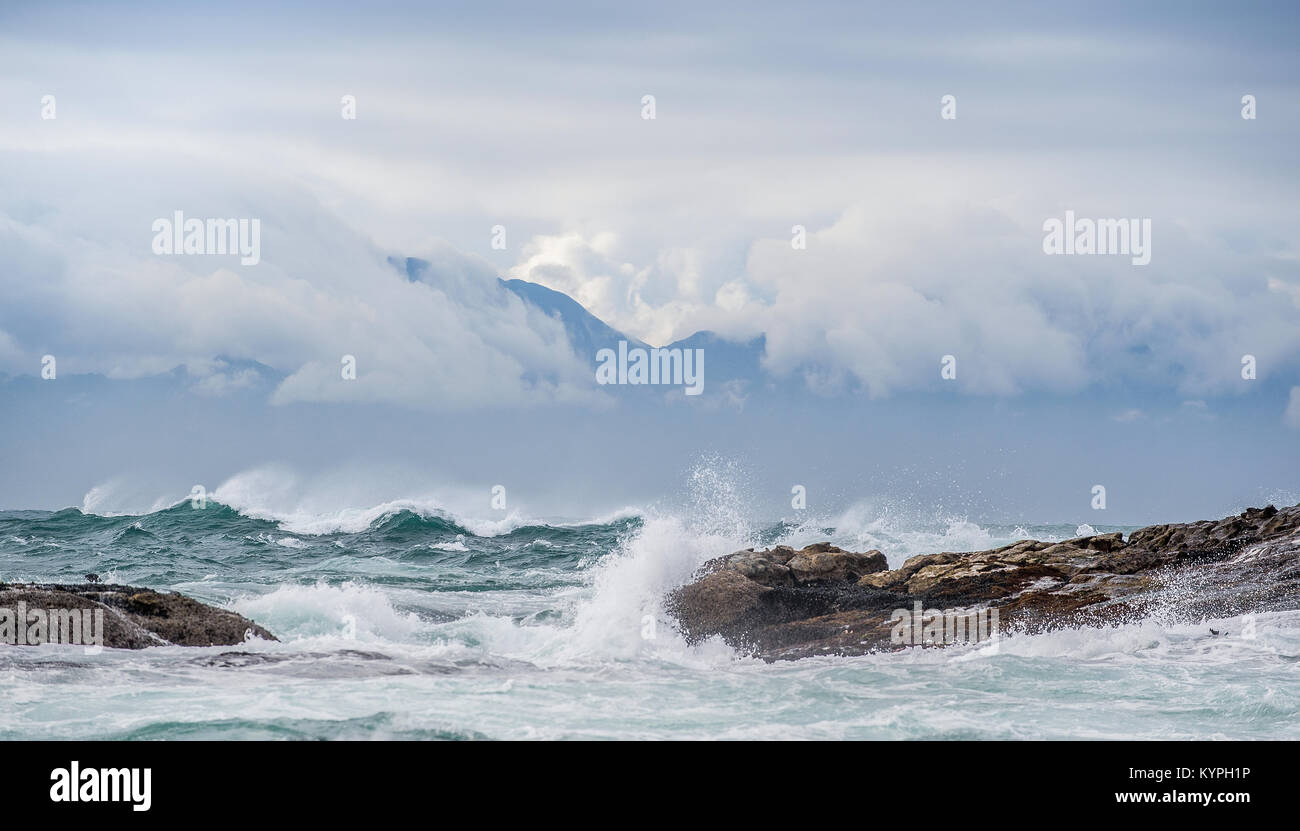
[8,741,1286,817]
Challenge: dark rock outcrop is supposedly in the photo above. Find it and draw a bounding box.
[0,583,276,649]
[666,505,1300,660]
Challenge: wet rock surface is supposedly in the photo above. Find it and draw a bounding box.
[666,505,1300,660]
[0,583,277,649]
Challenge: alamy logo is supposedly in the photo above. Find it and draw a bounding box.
[151,211,261,265]
[0,603,103,650]
[1042,210,1151,265]
[890,601,1000,648]
[596,340,704,395]
[50,762,151,812]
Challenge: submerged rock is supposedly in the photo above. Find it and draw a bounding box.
[0,583,276,649]
[666,504,1300,660]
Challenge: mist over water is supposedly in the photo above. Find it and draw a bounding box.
[2,464,1297,740]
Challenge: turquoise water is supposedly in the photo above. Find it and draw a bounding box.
[2,492,1298,740]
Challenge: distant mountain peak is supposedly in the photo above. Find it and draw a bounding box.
[392,255,765,381]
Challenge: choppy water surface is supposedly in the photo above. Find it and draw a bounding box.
[2,481,1297,740]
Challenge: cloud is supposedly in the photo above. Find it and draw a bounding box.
[0,329,23,368]
[1286,387,1300,430]
[2,2,1299,403]
[512,192,1300,397]
[0,154,599,411]
[507,231,723,347]
[188,364,263,397]
[739,202,1092,396]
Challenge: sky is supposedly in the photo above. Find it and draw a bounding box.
[0,1,1297,522]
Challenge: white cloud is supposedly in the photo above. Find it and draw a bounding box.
[0,329,23,368]
[189,365,262,397]
[1285,387,1300,430]
[0,156,599,411]
[2,9,1298,403]
[508,187,1300,397]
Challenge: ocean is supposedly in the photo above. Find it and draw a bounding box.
[2,473,1297,741]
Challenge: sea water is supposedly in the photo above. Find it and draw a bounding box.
[1,470,1297,740]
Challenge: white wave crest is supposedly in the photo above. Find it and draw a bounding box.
[207,465,644,536]
[232,581,424,643]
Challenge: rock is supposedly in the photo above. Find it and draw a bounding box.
[666,569,773,643]
[667,542,900,648]
[786,545,887,584]
[726,548,797,586]
[666,503,1300,660]
[0,583,277,649]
